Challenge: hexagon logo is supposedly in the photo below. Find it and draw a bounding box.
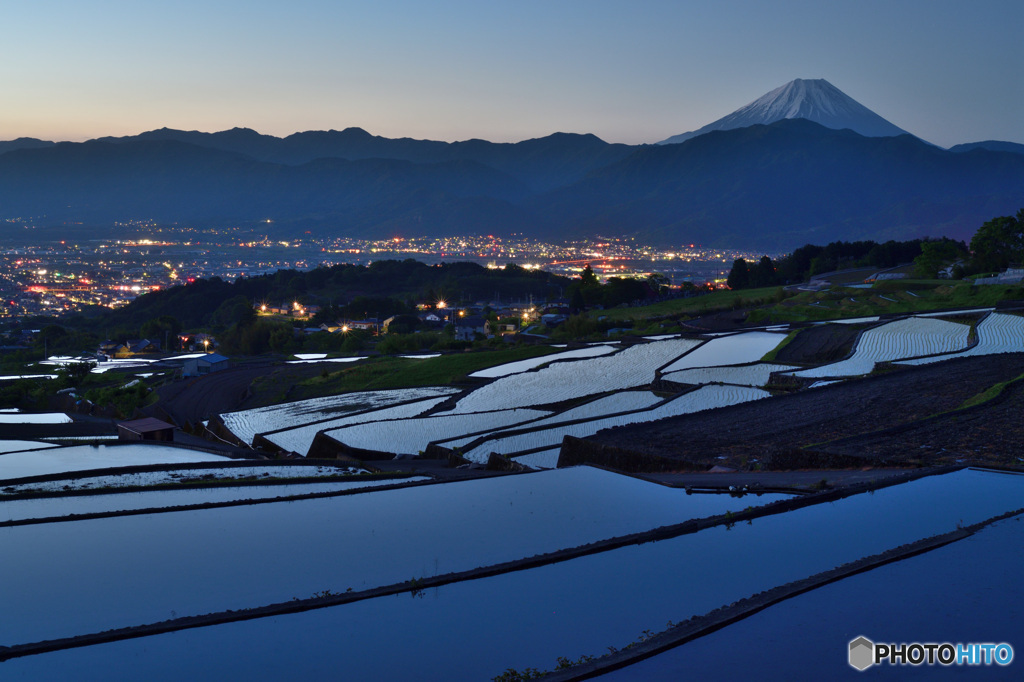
[849,636,875,671]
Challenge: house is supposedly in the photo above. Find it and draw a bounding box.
[126,338,161,354]
[117,417,176,442]
[185,333,217,352]
[112,343,134,359]
[541,313,567,327]
[348,319,379,332]
[182,353,230,377]
[454,316,490,341]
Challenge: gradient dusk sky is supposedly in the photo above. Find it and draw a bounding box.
[2,0,1021,148]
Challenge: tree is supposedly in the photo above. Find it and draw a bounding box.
[750,256,778,288]
[140,315,182,348]
[647,273,670,296]
[57,362,92,388]
[569,287,586,313]
[211,295,256,330]
[970,210,1024,273]
[913,239,966,279]
[557,314,597,340]
[580,264,598,287]
[727,258,750,290]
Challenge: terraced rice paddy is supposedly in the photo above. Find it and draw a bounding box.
[447,338,702,413]
[1,477,430,523]
[323,407,550,457]
[0,412,72,425]
[0,466,790,648]
[5,469,1017,681]
[0,464,370,495]
[468,345,617,378]
[0,440,57,454]
[662,362,797,387]
[899,312,1024,365]
[513,448,562,468]
[434,391,664,451]
[660,332,787,373]
[259,395,454,455]
[0,444,229,481]
[791,317,970,378]
[459,385,770,463]
[220,387,460,445]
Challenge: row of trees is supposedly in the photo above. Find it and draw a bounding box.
[566,265,670,312]
[726,210,1024,290]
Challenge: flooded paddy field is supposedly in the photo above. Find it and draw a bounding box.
[0,465,788,647]
[601,511,1024,681]
[2,468,1020,680]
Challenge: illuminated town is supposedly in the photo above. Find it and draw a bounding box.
[0,224,775,318]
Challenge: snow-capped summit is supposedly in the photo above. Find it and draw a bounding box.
[658,78,912,145]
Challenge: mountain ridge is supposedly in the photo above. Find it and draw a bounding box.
[0,119,1021,250]
[659,78,913,145]
[538,118,1024,248]
[88,127,636,192]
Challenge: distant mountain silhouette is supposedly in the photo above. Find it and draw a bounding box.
[1,120,1022,249]
[659,79,912,145]
[0,139,533,235]
[0,137,55,156]
[536,119,1024,248]
[96,128,637,192]
[949,140,1024,155]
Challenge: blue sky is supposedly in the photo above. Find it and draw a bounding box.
[2,0,1020,147]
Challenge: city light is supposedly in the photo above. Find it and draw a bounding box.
[0,227,762,319]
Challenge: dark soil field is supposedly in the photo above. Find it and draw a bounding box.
[772,323,866,364]
[149,362,325,426]
[819,377,1024,463]
[585,353,1024,470]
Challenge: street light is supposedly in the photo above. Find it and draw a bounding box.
[203,339,209,353]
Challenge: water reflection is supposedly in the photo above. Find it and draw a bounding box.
[3,470,1021,680]
[0,466,788,645]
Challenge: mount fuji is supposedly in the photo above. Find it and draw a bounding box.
[658,78,913,145]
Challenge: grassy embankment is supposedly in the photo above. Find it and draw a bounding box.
[594,286,782,325]
[267,345,559,401]
[591,281,1022,329]
[958,371,1024,410]
[759,329,801,363]
[748,281,1021,324]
